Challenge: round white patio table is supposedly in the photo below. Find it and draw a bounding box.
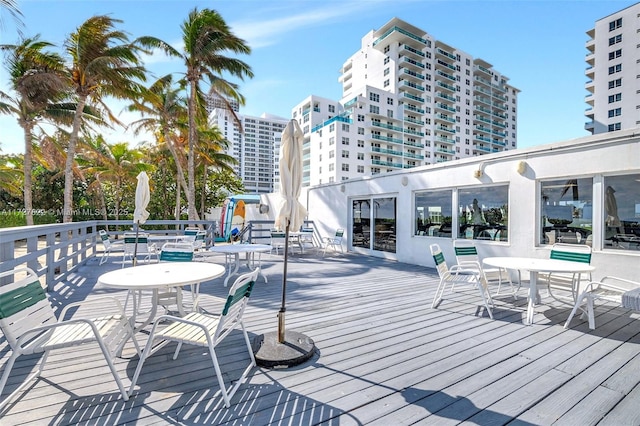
[483,257,595,325]
[203,244,272,287]
[97,262,225,331]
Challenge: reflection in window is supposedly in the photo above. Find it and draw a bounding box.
[415,190,453,238]
[604,173,640,251]
[459,186,509,241]
[540,178,593,245]
[373,198,396,253]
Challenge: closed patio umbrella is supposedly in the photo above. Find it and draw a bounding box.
[132,171,150,266]
[254,119,315,368]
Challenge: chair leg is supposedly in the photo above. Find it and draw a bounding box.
[431,280,446,308]
[586,296,596,330]
[564,292,588,329]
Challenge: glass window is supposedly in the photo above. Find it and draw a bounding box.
[540,178,593,245]
[458,186,509,241]
[604,173,640,251]
[414,190,453,237]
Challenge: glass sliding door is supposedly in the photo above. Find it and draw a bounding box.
[352,199,370,248]
[351,196,396,253]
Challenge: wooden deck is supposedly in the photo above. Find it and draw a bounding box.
[1,250,640,425]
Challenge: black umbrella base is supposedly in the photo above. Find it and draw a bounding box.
[252,331,316,368]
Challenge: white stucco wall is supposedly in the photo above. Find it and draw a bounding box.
[291,129,640,282]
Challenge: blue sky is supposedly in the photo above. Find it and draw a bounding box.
[0,0,636,154]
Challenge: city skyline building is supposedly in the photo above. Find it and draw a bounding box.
[584,2,640,135]
[292,17,520,187]
[208,107,288,194]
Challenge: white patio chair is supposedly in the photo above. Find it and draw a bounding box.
[564,276,640,330]
[322,228,345,257]
[122,232,158,267]
[540,243,592,305]
[128,268,259,408]
[270,230,288,255]
[156,242,197,314]
[299,227,317,254]
[430,244,494,319]
[453,239,515,298]
[98,229,122,265]
[0,267,140,409]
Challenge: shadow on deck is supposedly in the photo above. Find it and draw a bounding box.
[1,251,640,425]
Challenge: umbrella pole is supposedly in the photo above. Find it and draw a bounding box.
[133,221,140,267]
[278,221,290,343]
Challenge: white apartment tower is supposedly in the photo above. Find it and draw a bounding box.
[585,3,640,134]
[208,108,288,193]
[293,18,519,187]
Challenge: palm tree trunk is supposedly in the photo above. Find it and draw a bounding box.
[22,121,34,226]
[63,96,87,222]
[175,179,181,221]
[200,165,207,218]
[186,80,198,220]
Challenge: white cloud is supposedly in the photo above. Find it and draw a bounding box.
[230,1,386,49]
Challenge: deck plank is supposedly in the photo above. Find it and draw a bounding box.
[1,252,639,425]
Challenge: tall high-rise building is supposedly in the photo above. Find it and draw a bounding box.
[292,17,519,187]
[209,108,288,193]
[585,3,640,134]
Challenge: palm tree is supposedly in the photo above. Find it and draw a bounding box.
[138,8,253,220]
[84,142,150,221]
[0,0,23,36]
[0,35,67,225]
[181,8,252,220]
[195,124,236,217]
[128,74,192,216]
[61,15,146,222]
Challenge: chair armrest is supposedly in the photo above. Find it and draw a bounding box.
[60,296,126,321]
[15,317,103,350]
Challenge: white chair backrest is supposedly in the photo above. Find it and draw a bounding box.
[271,230,286,244]
[453,239,480,265]
[550,243,592,264]
[99,229,112,249]
[0,268,55,349]
[429,244,449,278]
[214,268,259,342]
[160,242,194,262]
[334,229,345,243]
[124,232,151,254]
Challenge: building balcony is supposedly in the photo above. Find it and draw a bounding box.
[400,80,425,92]
[371,121,404,132]
[435,146,456,155]
[474,125,492,134]
[404,140,425,148]
[435,135,455,145]
[400,56,425,70]
[435,59,456,72]
[474,134,492,144]
[473,65,492,76]
[401,68,425,81]
[405,104,425,114]
[585,67,594,79]
[401,43,426,59]
[435,47,456,61]
[435,103,456,113]
[436,80,456,92]
[436,125,455,134]
[373,25,428,49]
[372,146,403,157]
[404,128,425,137]
[474,75,491,87]
[435,91,456,102]
[371,134,404,144]
[402,92,425,103]
[404,116,425,125]
[435,113,456,124]
[371,159,404,168]
[436,70,456,82]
